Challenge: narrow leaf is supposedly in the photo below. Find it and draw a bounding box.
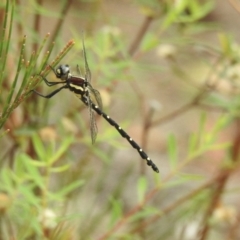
[167,134,178,170]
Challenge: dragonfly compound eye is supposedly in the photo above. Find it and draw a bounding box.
[56,64,70,80]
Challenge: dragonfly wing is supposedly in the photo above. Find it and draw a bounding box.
[76,64,81,76]
[88,86,103,110]
[93,89,103,110]
[82,37,91,83]
[87,96,98,144]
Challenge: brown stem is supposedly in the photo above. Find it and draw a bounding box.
[15,0,26,60]
[198,118,240,240]
[140,107,155,174]
[32,0,43,53]
[47,0,74,50]
[130,173,223,234]
[198,169,231,240]
[128,16,153,56]
[227,211,240,239]
[228,0,240,14]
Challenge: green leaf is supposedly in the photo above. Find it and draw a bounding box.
[23,156,45,189]
[187,113,206,158]
[218,33,238,59]
[25,159,48,167]
[140,33,159,52]
[177,0,214,23]
[18,184,40,207]
[167,134,178,170]
[163,0,214,28]
[137,176,148,203]
[179,173,204,181]
[0,168,14,193]
[165,173,203,188]
[129,206,159,222]
[109,197,122,226]
[48,135,74,165]
[187,132,198,157]
[32,133,45,162]
[50,164,70,173]
[56,180,85,198]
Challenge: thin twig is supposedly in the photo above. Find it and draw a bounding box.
[141,106,155,174]
[47,0,74,50]
[227,211,240,239]
[198,118,240,240]
[32,0,43,53]
[130,173,224,234]
[128,16,153,56]
[228,0,240,14]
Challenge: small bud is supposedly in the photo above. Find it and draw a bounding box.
[156,44,177,59]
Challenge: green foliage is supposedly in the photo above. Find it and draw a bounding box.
[137,176,148,203]
[0,0,239,239]
[0,134,84,239]
[0,0,74,130]
[168,133,178,170]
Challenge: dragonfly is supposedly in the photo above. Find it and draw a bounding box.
[32,38,159,173]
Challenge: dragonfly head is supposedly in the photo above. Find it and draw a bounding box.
[55,64,71,80]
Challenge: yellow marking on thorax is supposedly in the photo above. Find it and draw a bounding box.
[69,83,84,92]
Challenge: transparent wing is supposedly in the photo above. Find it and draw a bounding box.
[76,64,81,76]
[87,95,98,144]
[88,85,103,111]
[82,37,91,83]
[82,35,98,143]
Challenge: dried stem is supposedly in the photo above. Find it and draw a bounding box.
[47,0,74,50]
[32,0,43,53]
[198,118,240,240]
[128,16,153,56]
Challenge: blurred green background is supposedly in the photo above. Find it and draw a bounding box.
[1,0,240,239]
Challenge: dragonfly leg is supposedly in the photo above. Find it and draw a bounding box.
[33,85,68,98]
[38,75,64,86]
